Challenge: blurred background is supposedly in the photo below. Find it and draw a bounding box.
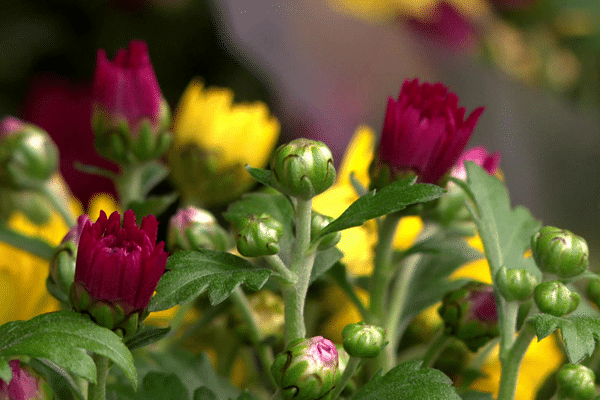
[1,0,600,267]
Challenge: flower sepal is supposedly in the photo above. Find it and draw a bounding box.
[310,211,341,250]
[342,322,386,359]
[534,281,580,317]
[234,213,283,257]
[531,226,589,278]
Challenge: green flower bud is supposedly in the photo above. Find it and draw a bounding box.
[438,281,499,352]
[167,206,233,252]
[531,226,589,278]
[557,364,596,400]
[534,281,580,317]
[0,117,59,190]
[311,211,341,250]
[270,138,336,199]
[586,279,600,310]
[342,322,386,359]
[271,336,339,400]
[495,266,538,302]
[234,213,283,257]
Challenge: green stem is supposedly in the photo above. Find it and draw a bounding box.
[282,198,314,345]
[421,331,450,368]
[331,357,361,400]
[383,252,421,369]
[116,163,146,209]
[368,213,402,324]
[88,354,110,400]
[231,287,276,386]
[264,254,297,284]
[0,224,54,260]
[497,322,536,400]
[40,181,75,227]
[499,298,519,359]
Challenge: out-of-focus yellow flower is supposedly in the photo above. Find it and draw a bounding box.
[326,0,488,23]
[168,79,280,207]
[313,125,423,276]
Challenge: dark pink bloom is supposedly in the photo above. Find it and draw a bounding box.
[377,78,484,184]
[60,214,91,247]
[0,360,48,400]
[468,285,498,323]
[0,117,25,138]
[20,74,118,207]
[406,3,477,51]
[450,146,501,180]
[92,40,165,133]
[73,210,167,317]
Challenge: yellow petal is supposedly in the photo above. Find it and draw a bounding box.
[338,125,376,189]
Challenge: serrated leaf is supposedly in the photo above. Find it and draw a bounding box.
[140,372,190,400]
[458,162,542,280]
[194,387,218,400]
[0,357,11,384]
[124,325,171,351]
[245,166,273,188]
[0,311,136,388]
[148,250,272,312]
[127,193,179,222]
[353,361,461,400]
[317,177,445,239]
[310,246,344,282]
[28,358,83,400]
[530,314,600,363]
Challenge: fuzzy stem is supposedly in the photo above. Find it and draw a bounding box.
[88,354,110,400]
[331,357,361,400]
[282,198,315,345]
[421,331,451,368]
[264,254,297,284]
[116,162,146,209]
[497,322,536,400]
[40,181,75,227]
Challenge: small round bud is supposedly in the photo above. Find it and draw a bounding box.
[495,266,538,302]
[342,322,386,358]
[587,279,600,310]
[311,211,341,250]
[167,206,232,252]
[234,213,283,257]
[557,364,596,400]
[531,226,589,278]
[0,359,52,400]
[0,117,59,189]
[48,215,91,303]
[534,281,580,317]
[438,281,499,352]
[270,138,336,199]
[271,336,339,400]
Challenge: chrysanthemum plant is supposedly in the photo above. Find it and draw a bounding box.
[0,41,600,400]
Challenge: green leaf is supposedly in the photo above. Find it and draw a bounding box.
[148,250,272,312]
[0,357,11,384]
[194,387,218,400]
[140,372,190,400]
[124,325,171,351]
[0,311,136,388]
[28,358,83,400]
[457,162,542,280]
[353,361,461,400]
[0,224,55,261]
[138,161,170,197]
[530,314,600,363]
[317,177,445,239]
[74,162,118,179]
[127,193,179,222]
[400,234,483,320]
[310,246,344,282]
[460,391,494,400]
[245,166,273,188]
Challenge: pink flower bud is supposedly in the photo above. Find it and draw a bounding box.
[0,117,25,138]
[0,360,50,400]
[371,79,484,187]
[450,146,501,181]
[70,210,168,335]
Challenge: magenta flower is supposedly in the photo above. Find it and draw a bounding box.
[450,146,501,180]
[0,360,49,400]
[375,78,484,185]
[93,40,165,132]
[70,210,168,332]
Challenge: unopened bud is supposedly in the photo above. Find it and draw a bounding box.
[0,359,52,400]
[234,213,283,257]
[534,281,580,317]
[311,211,341,250]
[557,364,596,400]
[342,322,386,359]
[167,206,232,252]
[270,139,336,200]
[531,226,589,278]
[495,266,538,302]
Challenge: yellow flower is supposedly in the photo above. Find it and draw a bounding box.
[168,79,280,207]
[326,0,489,23]
[312,125,422,276]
